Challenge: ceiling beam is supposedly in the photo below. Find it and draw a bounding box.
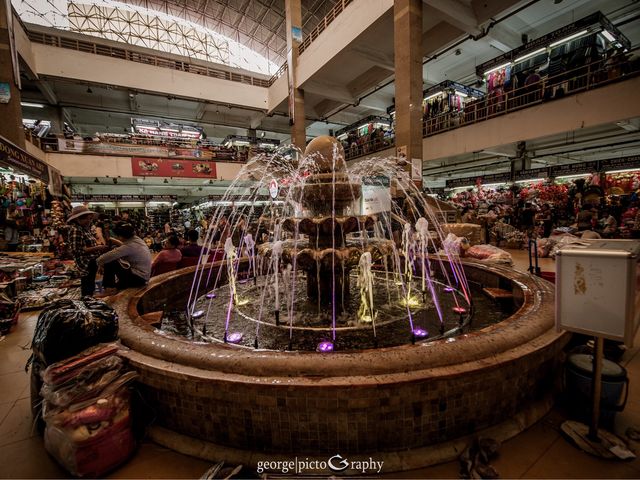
[35,79,59,106]
[423,0,480,36]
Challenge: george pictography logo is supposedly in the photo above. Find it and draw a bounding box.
[256,454,384,475]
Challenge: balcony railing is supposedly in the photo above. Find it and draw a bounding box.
[298,0,354,55]
[346,53,640,162]
[26,30,272,88]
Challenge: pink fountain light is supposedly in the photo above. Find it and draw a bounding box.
[452,306,467,314]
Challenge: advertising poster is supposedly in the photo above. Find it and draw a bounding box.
[131,157,217,179]
[0,82,10,103]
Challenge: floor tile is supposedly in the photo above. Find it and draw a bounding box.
[0,371,30,405]
[0,398,38,447]
[0,435,69,479]
[0,401,13,426]
[524,434,640,478]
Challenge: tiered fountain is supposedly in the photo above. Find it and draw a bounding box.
[112,136,566,473]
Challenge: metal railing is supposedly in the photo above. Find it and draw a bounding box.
[346,55,640,161]
[27,30,272,88]
[298,0,353,55]
[422,55,640,137]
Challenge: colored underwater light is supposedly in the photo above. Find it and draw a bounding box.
[227,332,243,343]
[317,341,334,353]
[191,310,205,319]
[412,328,429,338]
[444,287,455,292]
[452,306,467,314]
[206,292,216,299]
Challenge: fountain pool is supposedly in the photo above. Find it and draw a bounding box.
[111,137,567,473]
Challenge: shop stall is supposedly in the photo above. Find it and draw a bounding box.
[335,115,393,159]
[476,11,630,114]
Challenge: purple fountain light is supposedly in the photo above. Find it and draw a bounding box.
[191,310,205,319]
[317,341,334,353]
[444,287,455,292]
[412,327,429,338]
[206,292,216,299]
[227,332,243,343]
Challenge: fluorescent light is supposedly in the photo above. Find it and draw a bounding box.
[455,91,468,98]
[515,178,545,183]
[549,30,589,48]
[555,173,590,180]
[425,91,444,101]
[21,102,45,108]
[605,168,640,174]
[483,62,511,76]
[601,30,616,42]
[513,48,546,64]
[482,182,506,188]
[235,140,251,146]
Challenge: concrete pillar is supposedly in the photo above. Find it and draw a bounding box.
[285,0,306,149]
[393,0,422,186]
[0,0,23,147]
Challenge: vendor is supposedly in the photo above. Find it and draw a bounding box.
[67,206,108,297]
[95,222,152,296]
[576,204,595,231]
[4,205,20,251]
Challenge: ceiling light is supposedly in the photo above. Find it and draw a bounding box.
[549,30,589,48]
[601,30,616,43]
[113,178,118,184]
[163,178,169,184]
[513,48,547,64]
[86,86,93,94]
[555,174,590,180]
[93,177,100,183]
[20,102,45,108]
[425,91,444,101]
[605,168,640,175]
[483,62,512,76]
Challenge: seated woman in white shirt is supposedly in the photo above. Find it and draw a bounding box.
[96,222,152,296]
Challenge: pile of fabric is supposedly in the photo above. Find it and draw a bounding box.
[41,343,137,477]
[465,244,513,265]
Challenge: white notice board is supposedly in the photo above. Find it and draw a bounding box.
[556,240,640,346]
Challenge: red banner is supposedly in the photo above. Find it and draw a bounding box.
[131,157,217,178]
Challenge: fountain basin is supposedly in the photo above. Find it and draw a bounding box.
[113,259,566,470]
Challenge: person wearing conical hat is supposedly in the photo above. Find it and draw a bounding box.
[67,205,109,296]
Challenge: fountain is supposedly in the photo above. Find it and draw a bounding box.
[111,136,566,473]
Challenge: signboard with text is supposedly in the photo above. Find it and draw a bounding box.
[0,134,49,181]
[131,157,217,179]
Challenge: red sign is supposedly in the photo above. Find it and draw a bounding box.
[131,158,217,178]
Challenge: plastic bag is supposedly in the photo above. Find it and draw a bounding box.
[466,244,513,264]
[44,389,135,478]
[28,298,118,367]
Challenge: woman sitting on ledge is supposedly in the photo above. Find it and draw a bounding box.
[151,235,182,277]
[96,222,152,296]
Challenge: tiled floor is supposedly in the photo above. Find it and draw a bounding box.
[1,250,640,479]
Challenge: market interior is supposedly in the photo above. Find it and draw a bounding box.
[1,0,640,478]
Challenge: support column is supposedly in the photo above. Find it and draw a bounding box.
[0,0,24,147]
[393,0,422,187]
[285,0,306,149]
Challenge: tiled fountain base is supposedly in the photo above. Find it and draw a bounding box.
[113,260,568,470]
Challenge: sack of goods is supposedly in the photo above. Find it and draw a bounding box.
[40,343,138,477]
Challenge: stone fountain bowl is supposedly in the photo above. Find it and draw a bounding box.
[290,174,361,214]
[258,239,396,270]
[112,259,567,473]
[282,215,376,237]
